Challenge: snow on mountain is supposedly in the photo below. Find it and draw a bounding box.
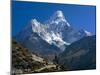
[75,29,92,38]
[47,10,68,25]
[44,10,70,36]
[30,11,72,50]
[43,10,72,50]
[84,30,92,36]
[55,10,64,18]
[15,10,92,54]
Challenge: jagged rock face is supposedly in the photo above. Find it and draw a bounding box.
[15,10,92,59]
[58,35,96,70]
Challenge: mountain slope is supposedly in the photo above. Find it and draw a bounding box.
[12,40,45,74]
[15,24,61,60]
[12,40,60,74]
[58,35,96,70]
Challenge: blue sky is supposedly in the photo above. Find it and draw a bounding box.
[12,1,96,36]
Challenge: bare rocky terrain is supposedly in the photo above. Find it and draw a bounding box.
[12,40,61,75]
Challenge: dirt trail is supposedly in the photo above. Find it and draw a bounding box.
[34,64,56,72]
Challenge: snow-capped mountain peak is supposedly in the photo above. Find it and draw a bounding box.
[29,14,70,51]
[31,19,41,33]
[55,10,64,18]
[16,10,93,55]
[31,19,39,26]
[52,10,67,23]
[45,10,70,27]
[83,30,92,36]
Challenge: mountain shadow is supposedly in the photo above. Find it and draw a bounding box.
[58,35,96,71]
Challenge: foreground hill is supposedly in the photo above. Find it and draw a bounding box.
[12,40,61,74]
